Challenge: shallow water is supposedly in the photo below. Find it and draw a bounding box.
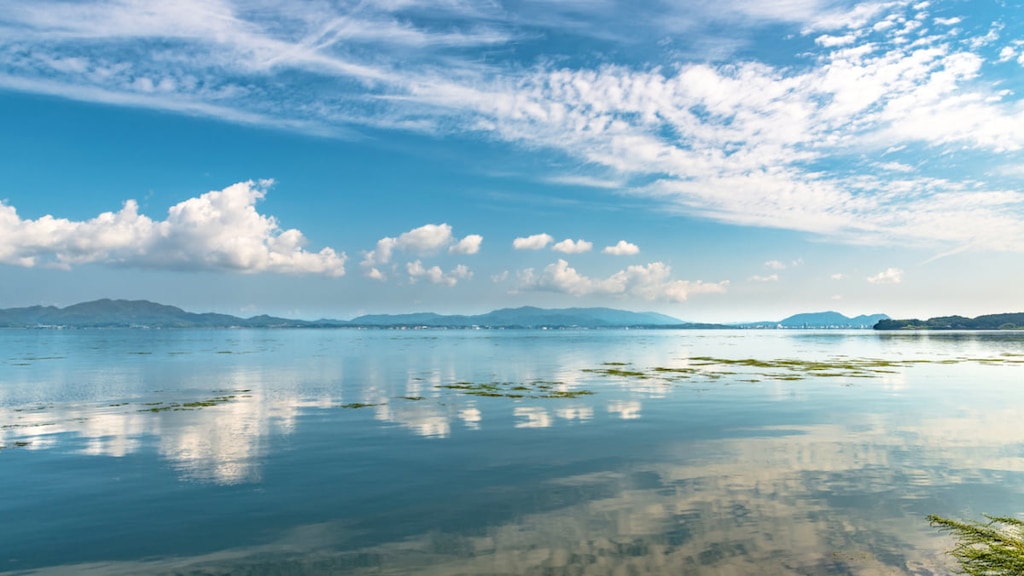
[2,328,1023,575]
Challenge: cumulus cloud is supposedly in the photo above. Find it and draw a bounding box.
[518,259,727,302]
[764,260,787,270]
[513,233,554,250]
[830,273,844,280]
[867,267,903,284]
[0,180,346,276]
[449,234,482,255]
[750,274,779,282]
[6,1,1024,254]
[406,260,471,286]
[361,223,481,279]
[551,238,592,254]
[602,240,639,256]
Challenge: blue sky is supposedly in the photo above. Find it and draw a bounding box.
[1,0,1023,322]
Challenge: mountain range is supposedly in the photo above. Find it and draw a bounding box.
[0,299,889,329]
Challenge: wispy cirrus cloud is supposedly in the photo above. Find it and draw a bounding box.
[0,180,346,275]
[4,0,1024,254]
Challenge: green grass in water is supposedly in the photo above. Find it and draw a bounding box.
[436,379,594,399]
[929,514,1024,575]
[584,355,1023,385]
[138,392,241,413]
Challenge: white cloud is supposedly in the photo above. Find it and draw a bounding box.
[406,260,471,286]
[602,240,640,256]
[0,180,346,276]
[750,274,779,282]
[543,175,624,189]
[830,273,844,280]
[551,238,592,254]
[362,223,480,279]
[875,161,915,172]
[518,259,728,302]
[815,34,858,47]
[867,267,904,284]
[5,1,1024,255]
[764,260,787,270]
[449,234,482,255]
[512,233,554,250]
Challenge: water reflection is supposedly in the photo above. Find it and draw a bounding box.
[17,410,1020,574]
[514,406,552,428]
[608,400,642,420]
[2,329,1024,575]
[3,329,1022,487]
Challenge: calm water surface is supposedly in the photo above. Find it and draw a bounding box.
[2,329,1024,575]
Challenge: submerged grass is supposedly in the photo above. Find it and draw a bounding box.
[0,440,32,450]
[137,392,242,413]
[930,514,1024,575]
[436,379,594,399]
[583,354,1024,386]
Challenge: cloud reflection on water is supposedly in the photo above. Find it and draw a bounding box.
[2,329,1024,575]
[12,412,1005,575]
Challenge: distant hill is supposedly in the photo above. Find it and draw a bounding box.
[875,313,1024,330]
[776,311,890,329]
[347,306,686,328]
[0,300,690,329]
[0,299,309,328]
[0,299,893,330]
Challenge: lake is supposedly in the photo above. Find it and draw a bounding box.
[2,328,1023,575]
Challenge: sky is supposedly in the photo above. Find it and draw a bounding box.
[0,0,1023,322]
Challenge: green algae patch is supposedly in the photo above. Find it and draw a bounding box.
[581,355,1022,385]
[583,367,648,378]
[542,390,595,399]
[182,395,235,408]
[340,402,382,409]
[400,396,425,401]
[436,379,594,399]
[138,392,242,413]
[0,441,32,451]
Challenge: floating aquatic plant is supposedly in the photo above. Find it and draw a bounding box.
[137,392,241,413]
[435,379,593,399]
[582,354,1024,386]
